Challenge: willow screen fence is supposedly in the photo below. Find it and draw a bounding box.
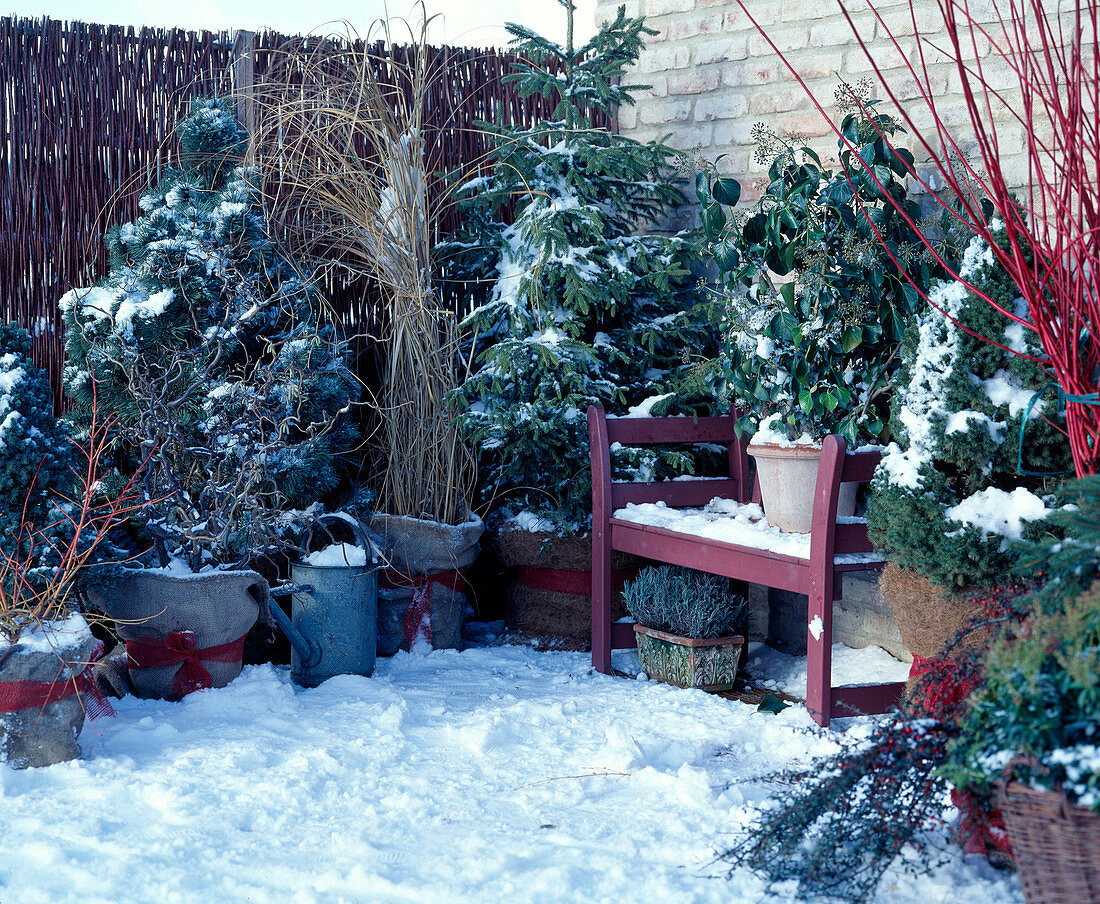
[0,16,588,407]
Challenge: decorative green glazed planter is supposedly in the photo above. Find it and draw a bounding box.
[633,625,745,692]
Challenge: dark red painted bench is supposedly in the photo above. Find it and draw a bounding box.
[587,404,905,728]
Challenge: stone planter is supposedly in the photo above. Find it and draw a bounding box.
[633,624,745,692]
[88,569,267,700]
[747,441,857,533]
[370,513,484,655]
[0,615,99,769]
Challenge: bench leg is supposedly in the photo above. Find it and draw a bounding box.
[806,586,832,728]
[591,527,613,675]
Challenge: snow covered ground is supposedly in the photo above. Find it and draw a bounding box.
[1,640,1022,904]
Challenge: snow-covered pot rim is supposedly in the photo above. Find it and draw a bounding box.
[1,612,93,662]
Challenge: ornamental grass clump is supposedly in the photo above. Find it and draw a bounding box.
[623,566,746,638]
[255,17,476,527]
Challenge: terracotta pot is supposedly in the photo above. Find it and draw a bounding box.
[633,624,744,692]
[747,442,857,533]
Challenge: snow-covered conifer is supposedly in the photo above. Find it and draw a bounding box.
[440,2,717,533]
[60,97,359,569]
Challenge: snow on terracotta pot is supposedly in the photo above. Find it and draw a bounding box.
[370,512,484,655]
[0,614,111,769]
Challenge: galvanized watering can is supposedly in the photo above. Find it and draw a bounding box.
[269,515,383,688]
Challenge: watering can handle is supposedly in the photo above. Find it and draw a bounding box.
[300,514,377,561]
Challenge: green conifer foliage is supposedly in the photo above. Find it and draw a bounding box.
[0,324,74,547]
[866,228,1071,589]
[439,2,717,534]
[60,97,359,570]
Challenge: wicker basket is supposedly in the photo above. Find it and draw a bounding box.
[997,775,1100,904]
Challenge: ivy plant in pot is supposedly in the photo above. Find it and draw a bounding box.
[623,566,748,692]
[697,90,930,532]
[63,98,360,699]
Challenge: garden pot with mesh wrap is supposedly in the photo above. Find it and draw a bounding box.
[0,615,109,768]
[370,512,484,655]
[633,625,744,692]
[495,521,639,645]
[88,569,268,700]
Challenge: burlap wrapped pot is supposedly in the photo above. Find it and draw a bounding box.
[0,620,100,768]
[371,513,484,656]
[89,569,268,700]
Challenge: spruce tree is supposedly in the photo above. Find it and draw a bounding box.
[440,1,717,535]
[866,228,1071,589]
[0,323,74,547]
[60,97,359,570]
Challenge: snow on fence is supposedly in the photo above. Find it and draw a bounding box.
[0,16,589,408]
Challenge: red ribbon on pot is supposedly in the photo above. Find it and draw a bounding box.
[379,569,469,652]
[125,631,247,698]
[516,566,634,596]
[0,640,115,720]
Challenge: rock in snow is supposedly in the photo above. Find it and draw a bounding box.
[0,643,1022,904]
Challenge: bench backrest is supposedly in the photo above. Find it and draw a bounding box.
[589,405,884,557]
[587,405,752,513]
[811,435,883,557]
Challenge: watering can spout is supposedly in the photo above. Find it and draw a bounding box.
[268,590,322,669]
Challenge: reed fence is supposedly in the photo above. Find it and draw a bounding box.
[0,16,590,406]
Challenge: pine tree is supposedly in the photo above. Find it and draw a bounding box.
[866,227,1071,589]
[439,1,717,534]
[0,324,74,548]
[60,97,359,570]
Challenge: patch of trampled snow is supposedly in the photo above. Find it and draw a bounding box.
[0,644,1022,904]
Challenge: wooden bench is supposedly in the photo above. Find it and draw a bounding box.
[587,404,905,728]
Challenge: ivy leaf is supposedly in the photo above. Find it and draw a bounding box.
[779,281,796,310]
[799,389,815,413]
[695,171,710,205]
[840,325,863,352]
[713,238,740,271]
[701,202,726,239]
[757,694,792,714]
[712,177,742,207]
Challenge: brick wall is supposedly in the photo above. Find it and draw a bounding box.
[597,0,1036,226]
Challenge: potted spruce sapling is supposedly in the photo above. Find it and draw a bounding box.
[256,26,482,656]
[63,98,360,698]
[624,566,748,691]
[698,85,930,532]
[438,3,718,641]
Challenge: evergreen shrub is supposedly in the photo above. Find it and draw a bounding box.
[60,97,359,570]
[440,4,719,534]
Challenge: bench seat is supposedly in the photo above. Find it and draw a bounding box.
[588,405,905,728]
